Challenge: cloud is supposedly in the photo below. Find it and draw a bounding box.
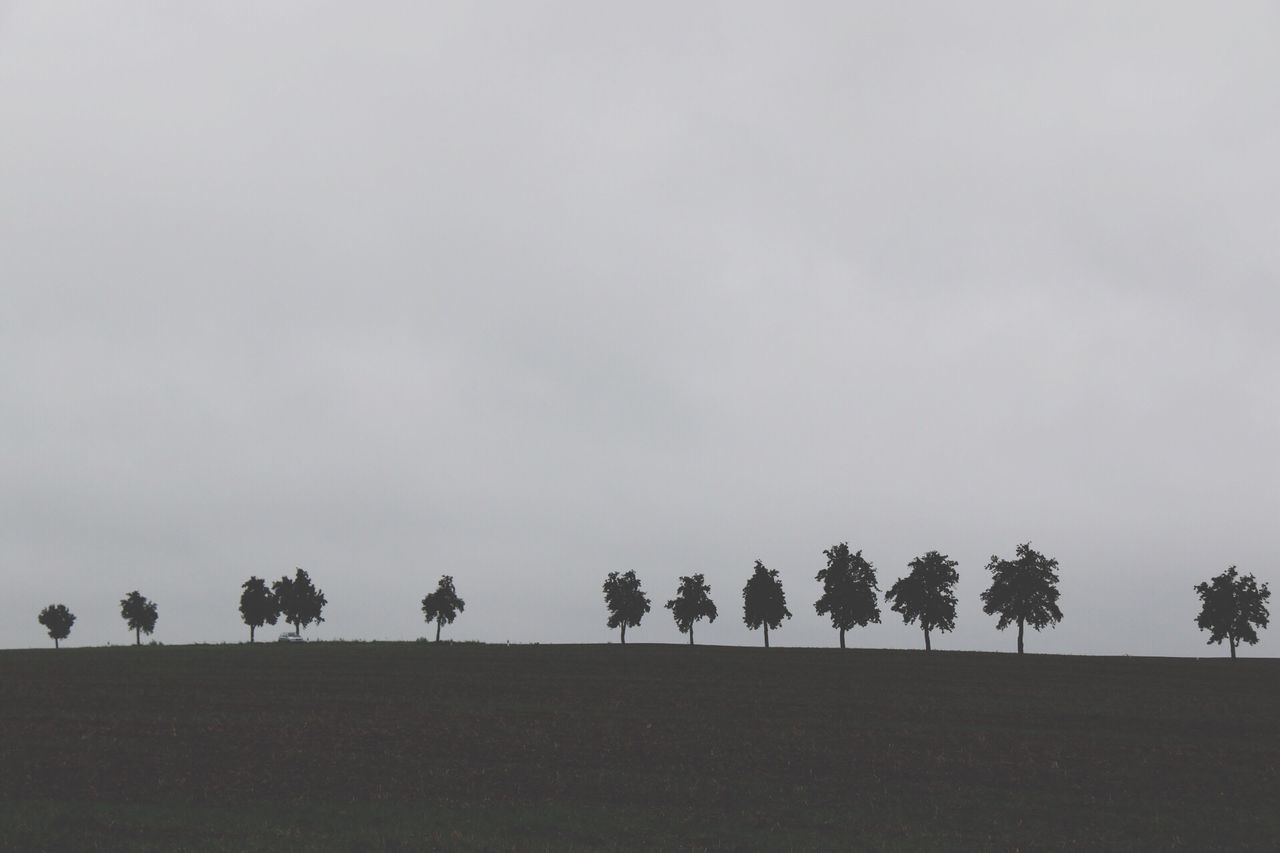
[2,2,1276,655]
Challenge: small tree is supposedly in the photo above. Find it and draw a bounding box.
[885,551,958,651]
[421,575,466,642]
[742,560,791,648]
[239,576,280,643]
[666,574,718,645]
[37,604,76,649]
[272,568,327,637]
[1195,566,1270,660]
[815,543,881,649]
[120,591,158,646]
[603,570,650,645]
[980,542,1063,655]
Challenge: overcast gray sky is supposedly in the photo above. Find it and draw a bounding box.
[2,2,1276,655]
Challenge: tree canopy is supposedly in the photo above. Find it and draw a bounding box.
[37,604,76,649]
[603,570,650,645]
[885,551,958,651]
[421,575,466,642]
[239,576,280,643]
[273,568,327,637]
[665,574,718,645]
[742,560,791,647]
[119,591,158,646]
[814,543,881,648]
[1194,566,1270,659]
[980,543,1063,654]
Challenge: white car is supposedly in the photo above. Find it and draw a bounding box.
[277,632,305,643]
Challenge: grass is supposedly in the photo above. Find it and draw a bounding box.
[1,642,1277,850]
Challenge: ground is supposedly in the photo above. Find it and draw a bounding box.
[1,642,1277,850]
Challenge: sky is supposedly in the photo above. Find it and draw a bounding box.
[1,2,1276,655]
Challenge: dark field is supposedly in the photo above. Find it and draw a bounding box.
[1,643,1277,851]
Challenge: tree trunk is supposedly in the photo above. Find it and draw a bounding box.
[840,627,846,649]
[764,624,770,648]
[924,626,931,652]
[1017,618,1024,655]
[436,620,442,642]
[250,625,255,643]
[55,638,60,650]
[620,624,626,645]
[1230,636,1237,660]
[295,622,301,637]
[135,626,141,646]
[689,624,694,646]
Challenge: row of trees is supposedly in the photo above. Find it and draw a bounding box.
[604,543,1055,652]
[242,570,468,642]
[32,569,332,649]
[33,569,464,648]
[604,542,1272,658]
[31,551,1271,658]
[36,591,161,648]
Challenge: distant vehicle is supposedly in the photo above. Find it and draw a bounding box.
[277,632,304,643]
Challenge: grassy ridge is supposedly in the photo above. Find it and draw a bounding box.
[2,643,1278,850]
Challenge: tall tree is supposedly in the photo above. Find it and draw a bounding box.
[742,560,791,648]
[603,570,650,645]
[666,574,718,645]
[980,543,1063,655]
[601,568,650,640]
[885,551,958,651]
[239,576,280,643]
[1195,566,1270,660]
[37,604,76,649]
[421,575,466,642]
[814,543,881,649]
[120,591,158,646]
[272,568,327,637]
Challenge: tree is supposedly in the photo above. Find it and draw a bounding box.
[239,576,280,643]
[742,560,791,648]
[272,568,327,637]
[1194,566,1270,660]
[603,570,650,645]
[37,604,76,649]
[666,574,718,645]
[885,551,958,651]
[980,542,1063,655]
[120,591,158,646]
[421,575,466,642]
[814,543,881,649]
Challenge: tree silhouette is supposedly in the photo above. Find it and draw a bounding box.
[603,571,650,645]
[742,560,791,648]
[885,551,958,651]
[1194,566,1270,660]
[814,543,881,649]
[120,591,158,646]
[239,576,280,643]
[980,543,1063,655]
[666,574,718,645]
[421,575,466,642]
[37,604,75,649]
[272,568,327,637]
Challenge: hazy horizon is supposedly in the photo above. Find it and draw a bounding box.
[2,2,1276,655]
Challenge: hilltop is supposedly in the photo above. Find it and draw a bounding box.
[2,642,1277,850]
